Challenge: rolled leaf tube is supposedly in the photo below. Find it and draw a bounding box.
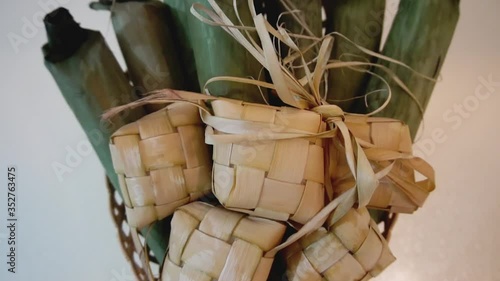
[110,1,190,106]
[168,0,267,103]
[42,8,144,190]
[324,0,386,110]
[362,0,460,137]
[163,0,200,92]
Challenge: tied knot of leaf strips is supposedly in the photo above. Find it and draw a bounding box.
[312,104,345,124]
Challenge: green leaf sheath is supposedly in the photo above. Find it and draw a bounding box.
[163,0,200,92]
[165,0,267,103]
[44,30,145,190]
[361,0,460,137]
[111,1,188,101]
[265,0,323,80]
[141,217,172,266]
[324,0,386,110]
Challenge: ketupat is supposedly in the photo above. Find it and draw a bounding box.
[42,8,145,190]
[162,202,287,281]
[330,115,435,214]
[323,0,386,110]
[109,103,212,229]
[284,208,395,281]
[361,0,460,138]
[208,99,326,224]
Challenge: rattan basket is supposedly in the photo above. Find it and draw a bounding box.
[208,99,327,224]
[107,178,159,281]
[109,103,212,228]
[330,115,435,214]
[161,201,287,281]
[284,207,395,281]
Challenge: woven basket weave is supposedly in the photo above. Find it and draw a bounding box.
[109,103,212,228]
[209,99,326,224]
[284,207,395,281]
[162,201,286,281]
[107,176,398,281]
[330,115,434,214]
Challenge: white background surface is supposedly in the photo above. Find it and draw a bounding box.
[0,0,499,280]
